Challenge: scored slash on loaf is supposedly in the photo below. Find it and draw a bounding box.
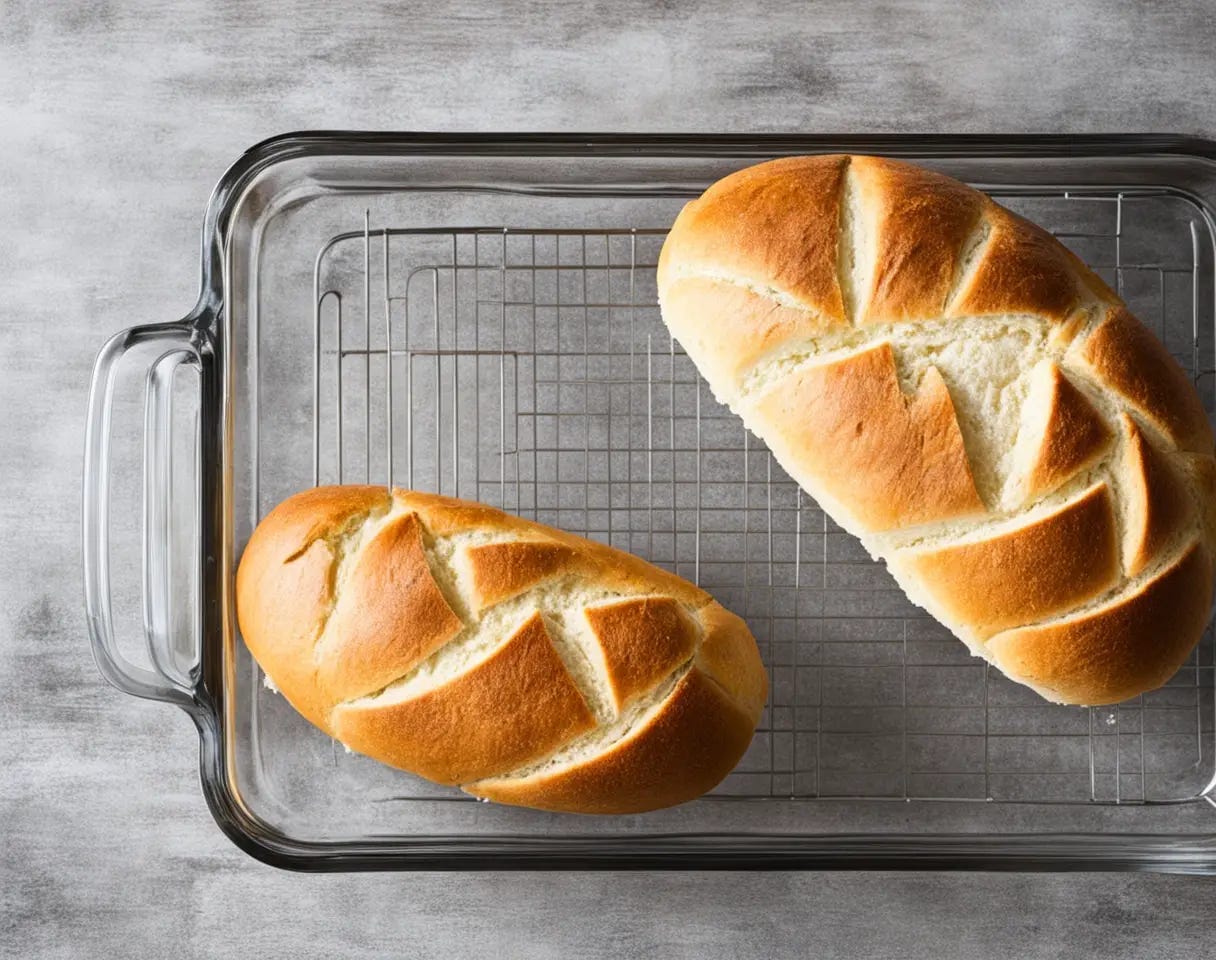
[236,486,768,814]
[657,154,1216,705]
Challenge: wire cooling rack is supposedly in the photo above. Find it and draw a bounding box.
[304,193,1216,806]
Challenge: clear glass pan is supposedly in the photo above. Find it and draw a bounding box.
[84,133,1216,871]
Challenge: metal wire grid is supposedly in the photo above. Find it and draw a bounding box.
[302,193,1216,806]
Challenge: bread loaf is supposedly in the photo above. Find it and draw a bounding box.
[657,154,1216,705]
[236,486,767,813]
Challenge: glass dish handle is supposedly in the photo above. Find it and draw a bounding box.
[83,322,200,708]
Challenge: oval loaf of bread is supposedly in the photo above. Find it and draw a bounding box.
[657,154,1216,705]
[236,486,767,813]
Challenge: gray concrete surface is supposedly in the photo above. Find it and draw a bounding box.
[4,1,1216,956]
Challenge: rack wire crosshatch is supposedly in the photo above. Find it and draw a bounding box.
[293,191,1216,809]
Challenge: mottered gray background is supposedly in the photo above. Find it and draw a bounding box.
[3,1,1216,956]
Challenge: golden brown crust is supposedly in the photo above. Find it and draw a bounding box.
[656,154,850,321]
[236,486,768,812]
[316,513,464,701]
[584,597,698,711]
[851,154,986,324]
[391,487,518,537]
[392,488,712,609]
[1119,415,1194,577]
[693,601,769,724]
[465,667,756,814]
[253,484,392,551]
[1013,361,1114,503]
[331,613,596,784]
[1073,306,1214,456]
[461,540,587,613]
[236,537,337,732]
[986,541,1213,705]
[948,205,1091,323]
[657,275,837,400]
[888,483,1120,638]
[745,341,984,532]
[234,484,392,731]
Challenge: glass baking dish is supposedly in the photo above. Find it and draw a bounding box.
[84,132,1216,871]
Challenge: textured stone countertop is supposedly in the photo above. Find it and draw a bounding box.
[4,2,1216,956]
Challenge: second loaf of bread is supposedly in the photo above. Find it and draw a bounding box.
[657,154,1216,705]
[236,486,768,814]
